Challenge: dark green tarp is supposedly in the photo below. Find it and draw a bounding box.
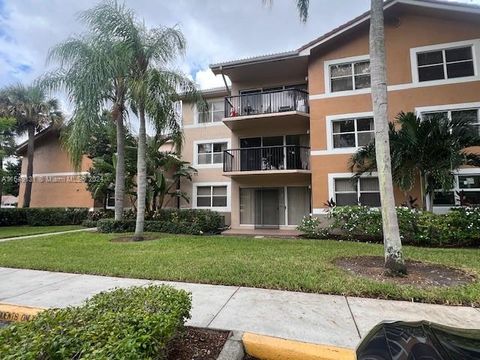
[357,321,480,360]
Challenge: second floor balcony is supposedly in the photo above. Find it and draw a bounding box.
[223,89,310,131]
[223,145,310,176]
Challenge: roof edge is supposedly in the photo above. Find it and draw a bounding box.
[209,0,480,70]
[210,50,300,73]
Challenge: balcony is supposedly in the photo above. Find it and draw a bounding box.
[223,89,310,131]
[223,145,310,177]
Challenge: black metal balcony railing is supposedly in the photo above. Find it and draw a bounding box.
[223,145,310,173]
[224,89,309,118]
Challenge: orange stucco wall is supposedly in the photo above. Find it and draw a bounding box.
[308,8,480,210]
[18,131,95,208]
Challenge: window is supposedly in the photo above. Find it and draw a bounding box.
[106,192,115,209]
[417,46,474,82]
[433,173,480,207]
[332,117,374,149]
[330,60,370,92]
[197,142,227,165]
[196,186,227,208]
[422,108,480,135]
[197,100,224,124]
[334,177,380,207]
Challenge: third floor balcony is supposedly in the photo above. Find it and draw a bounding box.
[223,88,310,131]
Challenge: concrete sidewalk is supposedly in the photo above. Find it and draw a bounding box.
[0,267,479,348]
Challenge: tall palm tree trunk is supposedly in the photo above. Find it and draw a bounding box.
[134,107,147,240]
[370,0,406,275]
[23,124,35,208]
[114,108,125,220]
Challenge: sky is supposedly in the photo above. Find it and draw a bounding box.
[0,0,479,116]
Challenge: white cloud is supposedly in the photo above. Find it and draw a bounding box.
[194,69,229,90]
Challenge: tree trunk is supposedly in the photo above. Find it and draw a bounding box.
[23,124,35,208]
[134,107,147,240]
[370,0,406,275]
[114,107,125,220]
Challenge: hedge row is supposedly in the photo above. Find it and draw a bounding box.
[95,209,225,235]
[298,206,480,247]
[0,285,191,359]
[0,208,89,226]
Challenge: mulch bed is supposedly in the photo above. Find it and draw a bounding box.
[110,235,158,242]
[167,327,230,360]
[335,256,476,288]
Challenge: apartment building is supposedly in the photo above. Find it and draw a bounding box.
[181,0,480,231]
[17,126,96,208]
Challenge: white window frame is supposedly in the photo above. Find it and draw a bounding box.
[415,102,480,133]
[193,138,231,168]
[106,192,115,210]
[193,98,225,125]
[328,172,380,207]
[431,168,480,212]
[192,182,231,212]
[326,112,374,154]
[324,55,371,95]
[410,39,480,85]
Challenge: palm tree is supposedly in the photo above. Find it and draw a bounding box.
[369,0,405,275]
[44,9,132,221]
[145,135,197,215]
[0,84,62,207]
[82,1,200,240]
[282,0,405,274]
[351,112,480,211]
[0,116,17,205]
[263,0,309,22]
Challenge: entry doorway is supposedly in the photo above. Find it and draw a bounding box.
[254,188,280,229]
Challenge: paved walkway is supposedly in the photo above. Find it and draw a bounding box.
[0,267,479,348]
[0,228,96,243]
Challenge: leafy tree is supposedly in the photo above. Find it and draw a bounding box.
[351,112,480,211]
[0,117,17,203]
[0,84,62,207]
[2,160,21,197]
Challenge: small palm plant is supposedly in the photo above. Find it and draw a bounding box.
[351,111,480,211]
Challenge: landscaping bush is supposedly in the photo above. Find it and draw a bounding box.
[0,208,28,226]
[0,208,89,226]
[0,285,191,359]
[298,206,480,247]
[97,209,224,235]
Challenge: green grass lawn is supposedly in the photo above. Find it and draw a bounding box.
[0,225,84,239]
[0,232,478,306]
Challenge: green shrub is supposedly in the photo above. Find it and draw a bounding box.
[86,209,114,221]
[97,219,136,233]
[0,208,28,226]
[97,209,224,235]
[0,208,89,226]
[0,285,191,359]
[298,206,480,247]
[81,219,98,228]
